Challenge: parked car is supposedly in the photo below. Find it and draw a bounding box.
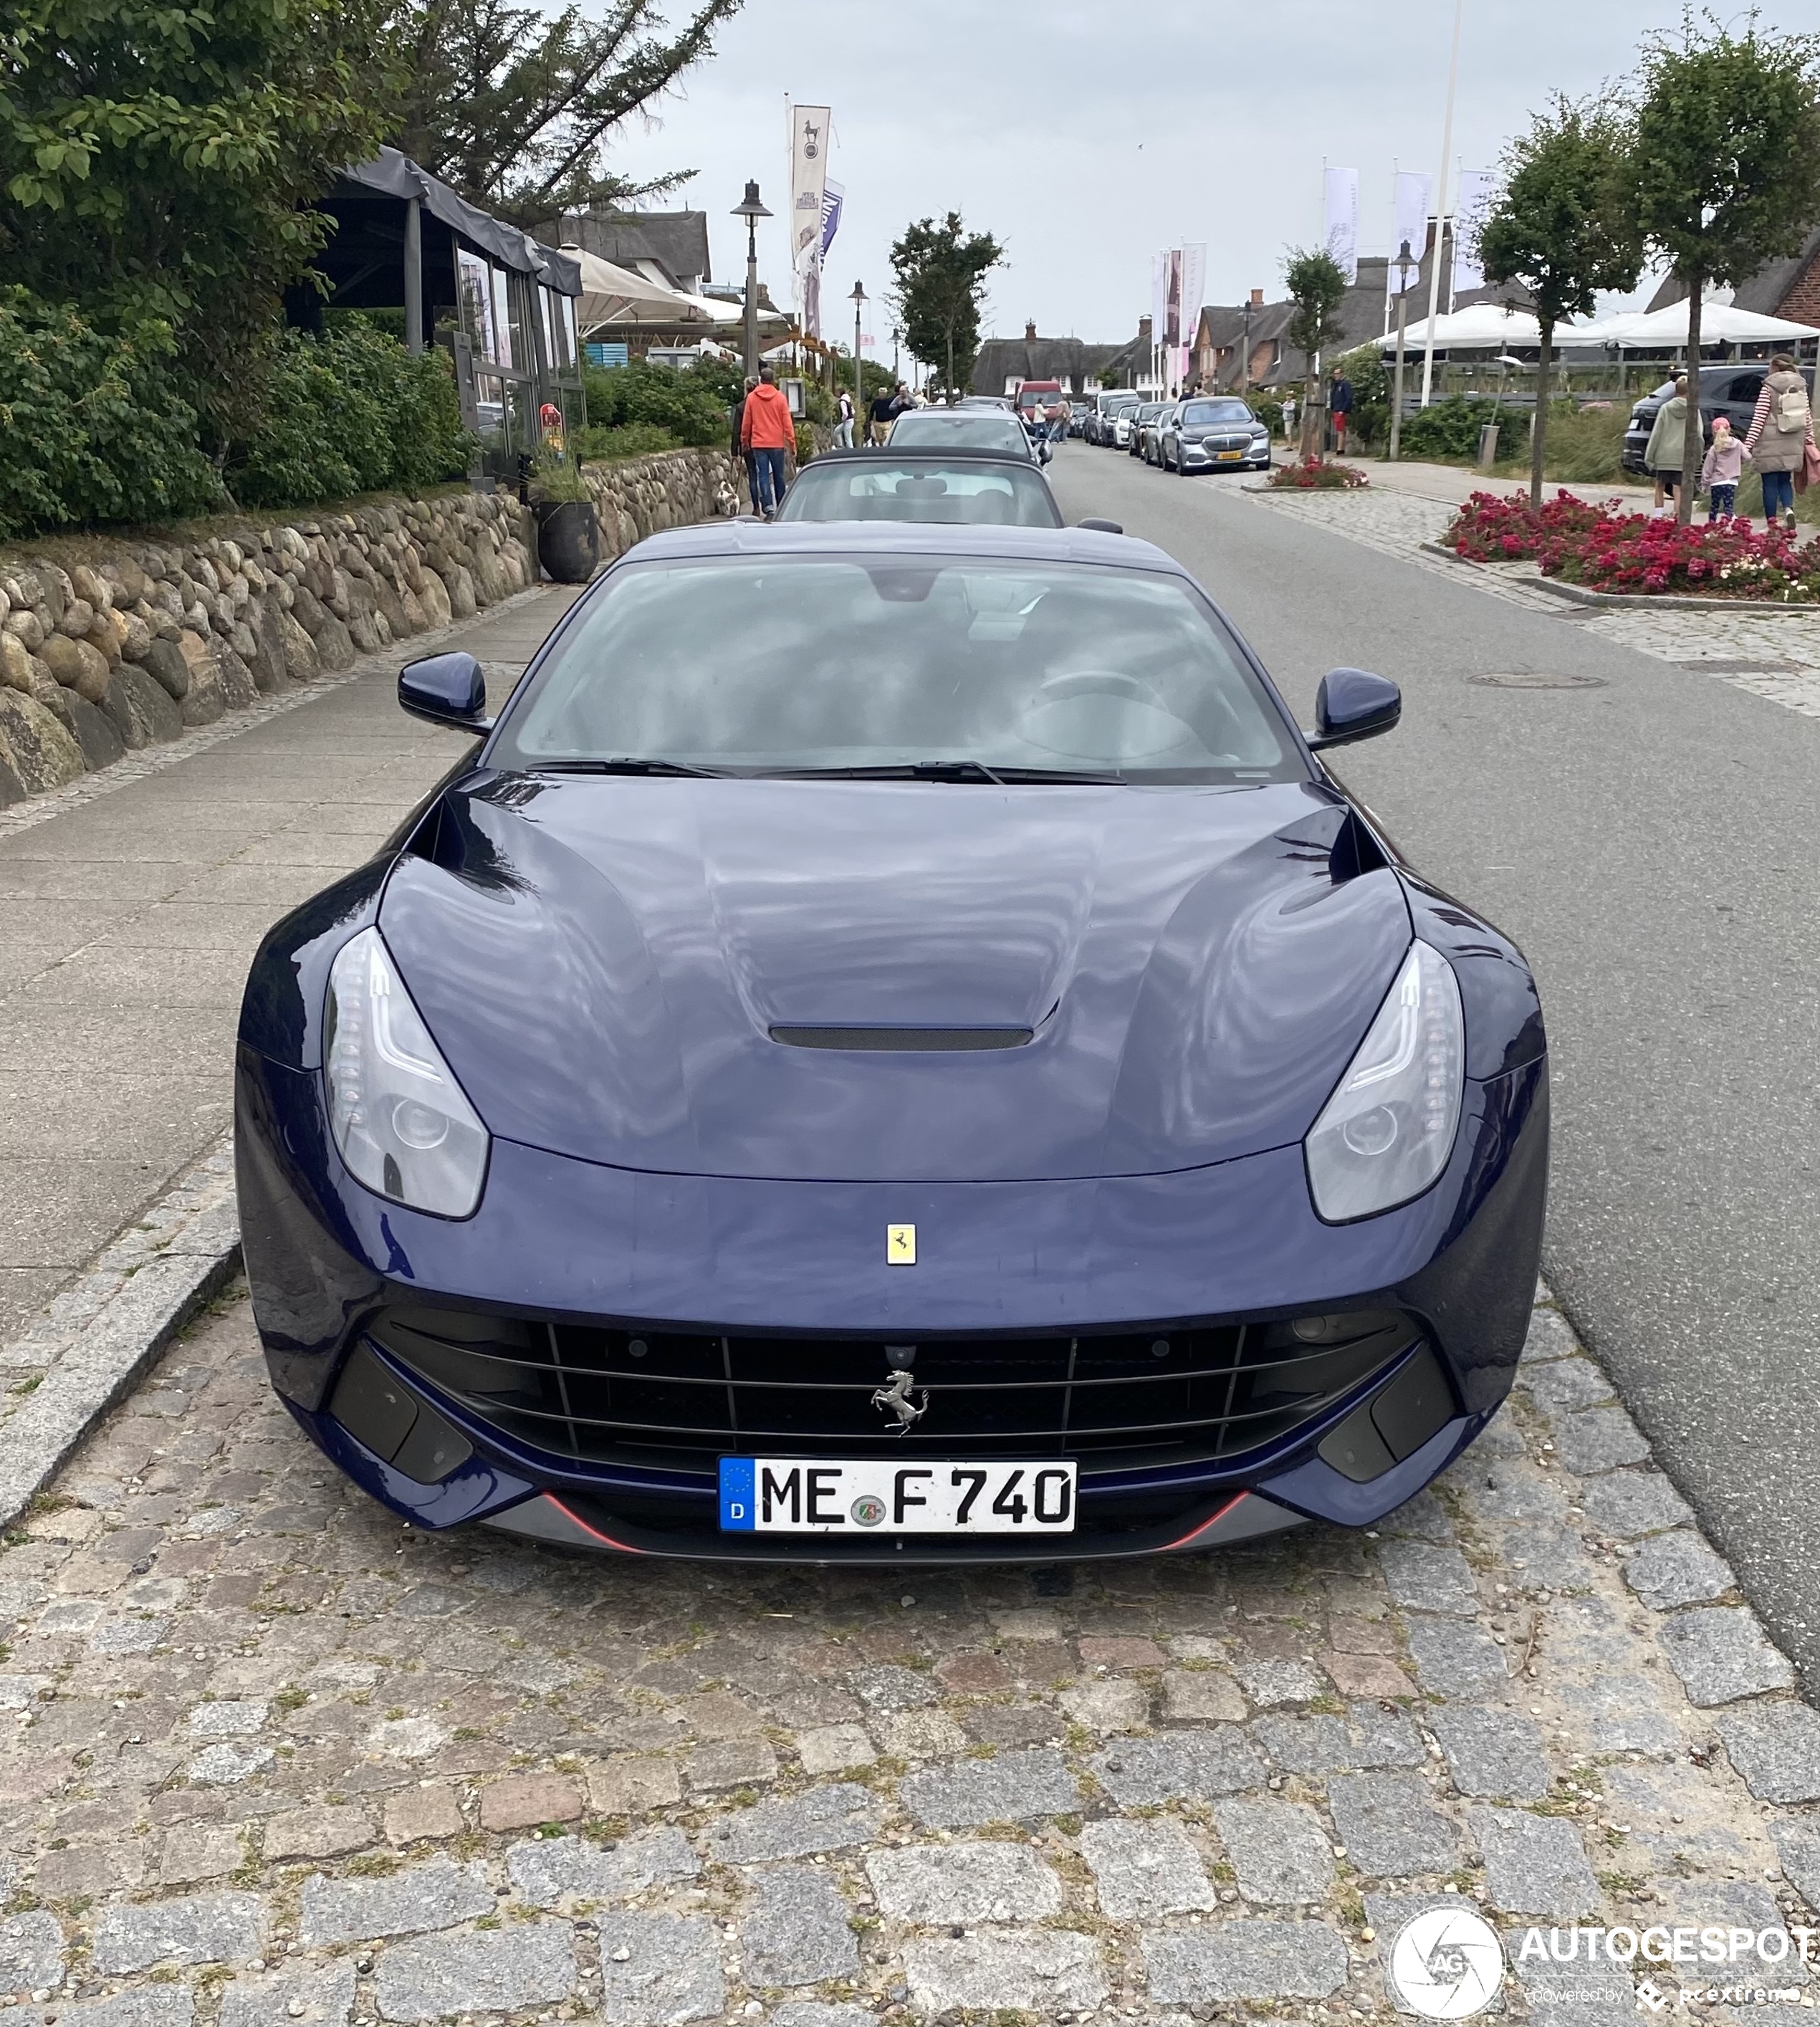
[1068,403,1090,438]
[888,407,1040,462]
[236,519,1546,1563]
[1140,402,1180,466]
[777,447,1063,527]
[1162,396,1274,474]
[1621,362,1816,475]
[1089,392,1141,446]
[1127,401,1172,456]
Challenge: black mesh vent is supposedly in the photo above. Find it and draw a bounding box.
[768,1027,1033,1051]
[367,1307,1422,1477]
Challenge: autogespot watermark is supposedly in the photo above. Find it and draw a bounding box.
[1388,1909,1820,2019]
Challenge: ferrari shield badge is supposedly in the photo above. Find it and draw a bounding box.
[887,1223,916,1265]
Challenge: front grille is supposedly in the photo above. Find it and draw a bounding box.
[368,1307,1419,1477]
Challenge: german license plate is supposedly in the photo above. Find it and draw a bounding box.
[719,1458,1076,1534]
[1217,449,1243,461]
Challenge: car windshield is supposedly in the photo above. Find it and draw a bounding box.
[493,555,1302,782]
[777,461,1062,527]
[889,411,1030,451]
[1182,401,1254,427]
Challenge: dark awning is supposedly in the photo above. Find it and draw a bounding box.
[338,149,581,296]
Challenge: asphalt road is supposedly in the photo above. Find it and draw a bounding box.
[1048,443,1820,1690]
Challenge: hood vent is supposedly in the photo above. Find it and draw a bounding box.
[770,1025,1034,1052]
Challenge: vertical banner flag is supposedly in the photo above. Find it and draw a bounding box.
[820,180,843,262]
[1392,171,1431,274]
[1323,167,1359,282]
[1179,242,1206,380]
[1452,170,1493,294]
[789,103,830,339]
[789,105,830,269]
[1151,251,1169,383]
[1164,249,1183,348]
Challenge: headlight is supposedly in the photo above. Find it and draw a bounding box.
[325,926,490,1218]
[1305,940,1463,1222]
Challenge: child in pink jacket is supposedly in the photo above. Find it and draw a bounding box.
[1700,416,1745,522]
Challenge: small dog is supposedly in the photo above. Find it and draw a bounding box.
[713,478,740,517]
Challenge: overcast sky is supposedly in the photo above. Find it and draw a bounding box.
[602,0,1783,358]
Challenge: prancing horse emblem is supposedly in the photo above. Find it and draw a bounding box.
[871,1351,927,1434]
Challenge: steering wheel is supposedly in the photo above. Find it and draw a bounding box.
[1035,669,1172,709]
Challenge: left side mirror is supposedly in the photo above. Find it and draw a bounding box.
[399,652,493,733]
[1307,667,1401,751]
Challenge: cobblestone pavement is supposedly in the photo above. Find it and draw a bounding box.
[1247,490,1820,714]
[2,1285,1816,2027]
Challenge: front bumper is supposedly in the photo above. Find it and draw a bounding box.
[236,1046,1546,1562]
[1182,441,1272,471]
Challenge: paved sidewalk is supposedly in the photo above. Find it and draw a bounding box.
[0,586,580,1348]
[0,1281,1813,2027]
[1333,456,1656,512]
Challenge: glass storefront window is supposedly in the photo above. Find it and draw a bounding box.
[505,377,538,456]
[459,250,496,364]
[490,267,515,370]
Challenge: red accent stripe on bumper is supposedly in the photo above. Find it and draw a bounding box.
[1163,1492,1247,1551]
[546,1495,646,1553]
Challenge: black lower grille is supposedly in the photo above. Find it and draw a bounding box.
[366,1306,1421,1476]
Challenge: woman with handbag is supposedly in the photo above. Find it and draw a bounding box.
[1742,355,1816,532]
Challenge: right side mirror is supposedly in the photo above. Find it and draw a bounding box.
[398,652,492,733]
[1307,668,1402,751]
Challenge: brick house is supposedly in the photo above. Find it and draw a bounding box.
[1647,226,1820,330]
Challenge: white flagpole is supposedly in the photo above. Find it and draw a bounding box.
[1419,0,1463,409]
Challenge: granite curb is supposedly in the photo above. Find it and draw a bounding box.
[0,1134,241,1529]
[1417,539,1820,615]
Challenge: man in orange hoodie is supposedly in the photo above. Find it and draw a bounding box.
[739,365,795,518]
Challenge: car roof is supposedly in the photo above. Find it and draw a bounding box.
[799,445,1040,468]
[615,519,1182,573]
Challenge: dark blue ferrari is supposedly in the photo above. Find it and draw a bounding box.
[235,520,1547,1563]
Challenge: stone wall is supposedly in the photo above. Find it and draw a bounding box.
[581,446,742,547]
[0,446,738,806]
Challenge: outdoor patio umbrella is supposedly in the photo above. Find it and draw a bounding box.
[1568,302,1820,348]
[561,246,724,336]
[1381,304,1543,351]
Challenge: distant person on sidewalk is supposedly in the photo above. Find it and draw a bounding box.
[1743,354,1815,533]
[835,389,855,448]
[732,376,760,512]
[1280,393,1296,446]
[1329,367,1354,454]
[1700,414,1745,522]
[740,365,795,519]
[1644,375,1690,515]
[868,387,897,445]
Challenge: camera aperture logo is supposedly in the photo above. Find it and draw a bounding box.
[1391,1908,1508,2020]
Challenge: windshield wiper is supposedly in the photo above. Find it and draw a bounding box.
[527,757,731,777]
[770,760,1126,785]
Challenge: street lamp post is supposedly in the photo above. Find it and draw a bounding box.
[851,281,866,441]
[1389,240,1417,461]
[731,181,772,383]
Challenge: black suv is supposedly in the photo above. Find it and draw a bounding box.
[1622,363,1816,474]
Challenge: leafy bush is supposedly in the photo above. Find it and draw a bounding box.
[1397,395,1494,461]
[231,320,469,509]
[583,360,729,446]
[573,421,681,461]
[1246,393,1285,434]
[1268,457,1369,490]
[0,287,223,537]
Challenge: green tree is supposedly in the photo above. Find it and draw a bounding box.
[889,212,1005,397]
[0,0,396,444]
[1626,13,1820,522]
[1480,95,1642,509]
[1282,247,1348,458]
[388,0,742,226]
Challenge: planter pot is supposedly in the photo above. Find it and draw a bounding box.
[535,500,600,583]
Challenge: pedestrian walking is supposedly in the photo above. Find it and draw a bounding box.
[1742,354,1816,533]
[868,386,897,445]
[732,376,760,514]
[1329,367,1354,454]
[739,365,795,519]
[1280,393,1297,445]
[1700,414,1745,522]
[835,389,854,449]
[1644,375,1690,516]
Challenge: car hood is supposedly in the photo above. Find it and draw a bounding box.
[378,776,1412,1182]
